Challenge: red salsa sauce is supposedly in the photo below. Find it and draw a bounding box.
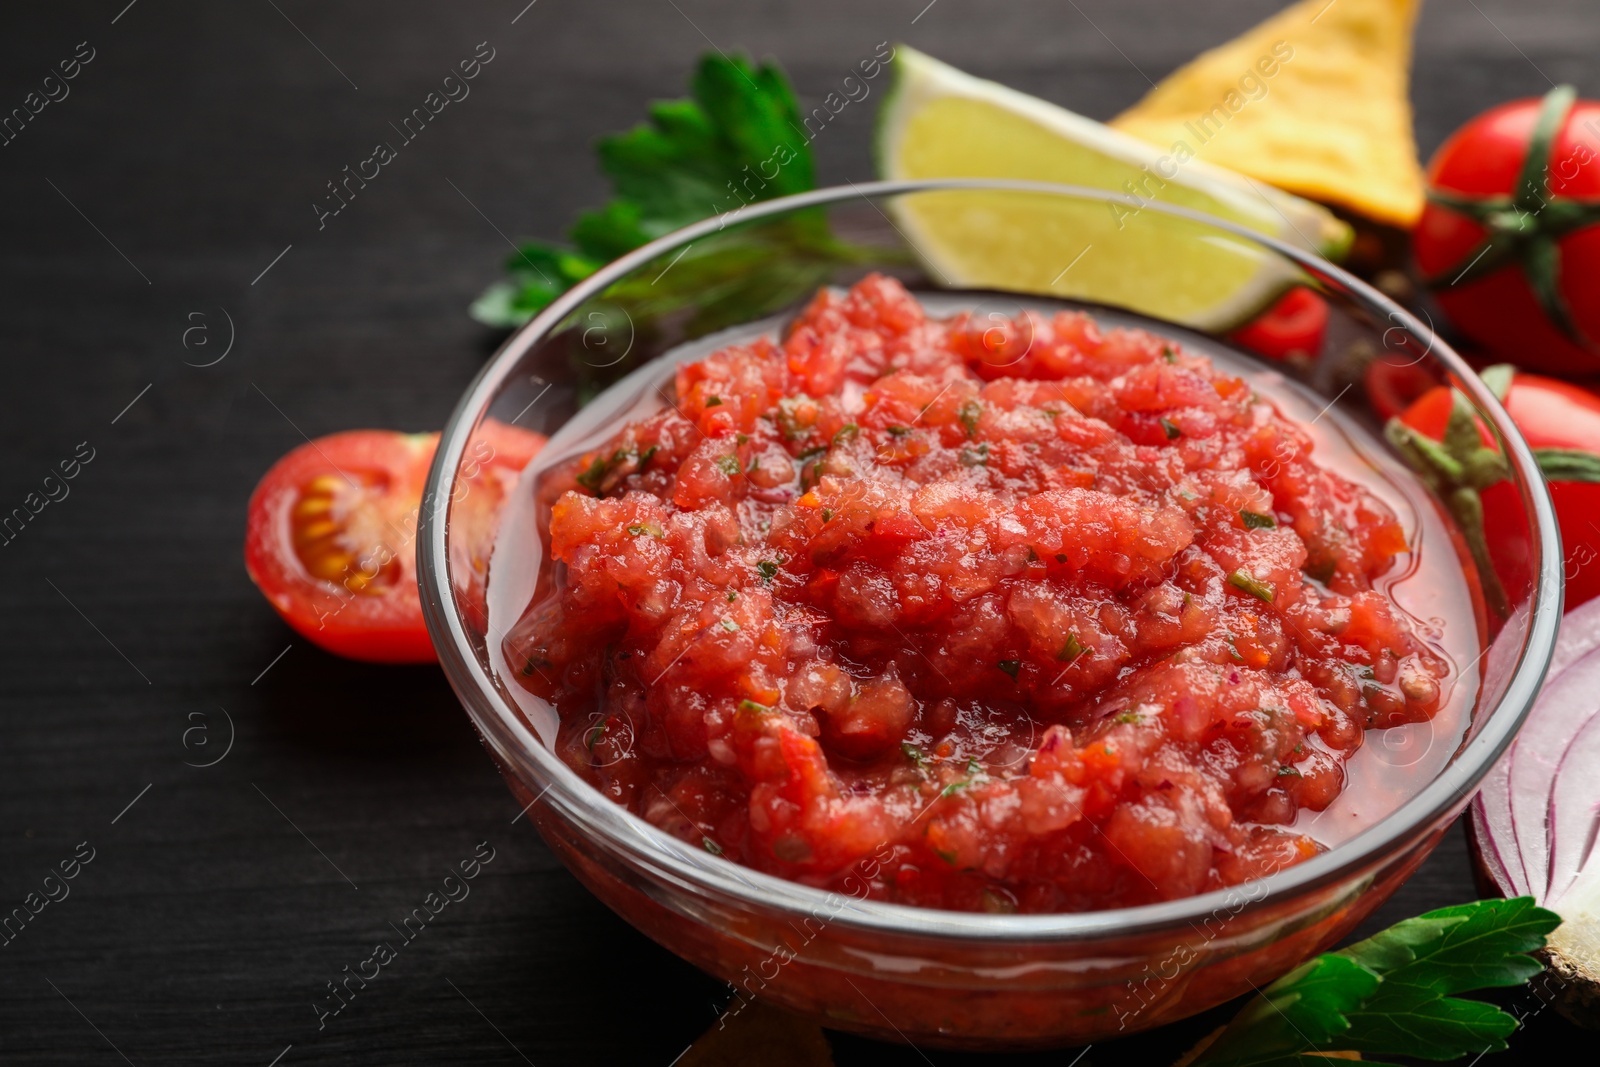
[506,275,1453,913]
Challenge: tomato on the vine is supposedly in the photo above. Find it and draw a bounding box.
[244,423,544,664]
[1229,286,1329,364]
[1394,367,1600,610]
[1413,85,1600,374]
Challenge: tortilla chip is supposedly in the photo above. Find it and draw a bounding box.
[1111,0,1425,227]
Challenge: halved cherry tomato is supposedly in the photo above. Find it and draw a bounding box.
[1397,368,1600,609]
[1229,286,1329,363]
[449,420,549,634]
[244,423,544,663]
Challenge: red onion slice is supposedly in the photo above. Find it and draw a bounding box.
[1507,643,1600,900]
[1471,596,1600,899]
[1471,596,1600,1025]
[1474,744,1530,896]
[1471,794,1524,896]
[1550,595,1600,679]
[1548,708,1600,905]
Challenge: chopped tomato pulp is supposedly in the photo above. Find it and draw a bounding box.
[506,276,1454,912]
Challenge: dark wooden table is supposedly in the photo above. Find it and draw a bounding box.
[1,2,1593,1063]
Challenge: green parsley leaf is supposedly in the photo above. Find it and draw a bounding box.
[1057,633,1085,662]
[472,54,816,328]
[997,660,1021,679]
[901,742,925,766]
[1192,897,1560,1067]
[1160,416,1182,440]
[756,560,779,582]
[737,699,770,715]
[1335,898,1558,1061]
[958,442,990,467]
[705,395,723,407]
[1195,954,1380,1066]
[715,454,741,476]
[958,399,982,438]
[469,244,603,327]
[1241,510,1277,530]
[575,450,633,494]
[886,425,911,437]
[702,836,724,855]
[719,618,741,633]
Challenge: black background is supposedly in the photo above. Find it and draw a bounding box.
[0,2,1594,1064]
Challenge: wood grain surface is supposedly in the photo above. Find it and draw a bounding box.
[0,2,1593,1063]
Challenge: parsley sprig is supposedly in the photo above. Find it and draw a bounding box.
[471,53,885,332]
[1189,897,1559,1066]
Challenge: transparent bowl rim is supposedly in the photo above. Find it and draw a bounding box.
[419,178,1561,944]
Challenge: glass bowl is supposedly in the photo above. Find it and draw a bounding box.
[418,179,1561,1050]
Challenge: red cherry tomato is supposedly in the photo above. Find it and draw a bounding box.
[244,423,544,663]
[449,420,549,634]
[1229,286,1329,363]
[1399,370,1600,608]
[1364,358,1442,423]
[1413,86,1600,374]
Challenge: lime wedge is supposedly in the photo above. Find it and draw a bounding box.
[876,47,1352,330]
